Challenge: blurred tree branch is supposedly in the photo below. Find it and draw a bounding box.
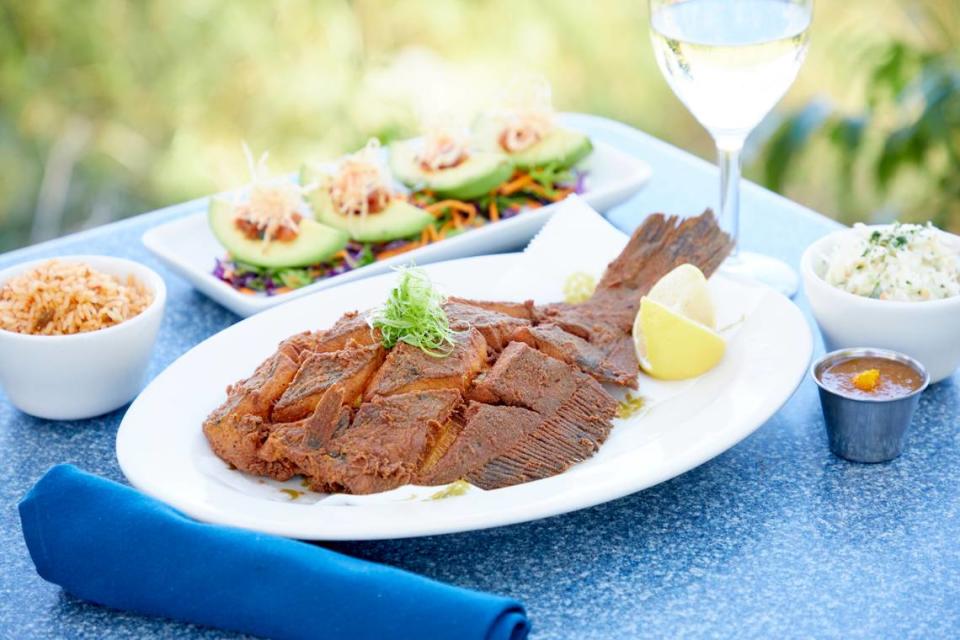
[760,0,960,230]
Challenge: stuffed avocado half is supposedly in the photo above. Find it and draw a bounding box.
[389,139,513,200]
[474,118,593,171]
[300,163,433,243]
[502,128,593,170]
[208,196,348,269]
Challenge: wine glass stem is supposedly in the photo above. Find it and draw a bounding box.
[716,138,745,259]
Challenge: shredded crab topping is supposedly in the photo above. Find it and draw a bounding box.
[417,127,469,172]
[495,76,556,153]
[329,139,392,217]
[234,144,308,244]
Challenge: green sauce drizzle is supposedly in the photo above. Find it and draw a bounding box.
[616,392,646,419]
[428,479,471,500]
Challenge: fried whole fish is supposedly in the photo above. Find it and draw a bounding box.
[203,210,733,493]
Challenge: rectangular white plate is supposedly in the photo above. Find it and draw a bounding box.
[142,128,651,317]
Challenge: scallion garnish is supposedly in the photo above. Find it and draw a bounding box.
[370,267,455,357]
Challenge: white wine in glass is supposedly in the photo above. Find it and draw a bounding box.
[650,0,812,296]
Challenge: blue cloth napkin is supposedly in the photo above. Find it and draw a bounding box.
[19,465,529,640]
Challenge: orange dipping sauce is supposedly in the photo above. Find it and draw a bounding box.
[819,356,924,400]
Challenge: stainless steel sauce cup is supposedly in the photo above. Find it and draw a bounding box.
[811,348,929,463]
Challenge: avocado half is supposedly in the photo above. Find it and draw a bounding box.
[208,197,348,268]
[300,163,434,243]
[389,140,513,200]
[473,121,593,170]
[504,128,593,170]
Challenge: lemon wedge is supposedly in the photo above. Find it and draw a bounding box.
[646,263,716,329]
[633,264,725,380]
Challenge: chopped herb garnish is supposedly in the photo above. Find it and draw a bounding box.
[864,223,919,255]
[370,267,456,356]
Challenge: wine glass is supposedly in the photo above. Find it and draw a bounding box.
[649,0,813,296]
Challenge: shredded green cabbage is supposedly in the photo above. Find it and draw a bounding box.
[371,267,455,357]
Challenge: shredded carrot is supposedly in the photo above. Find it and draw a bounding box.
[373,174,571,268]
[273,286,292,295]
[332,250,348,261]
[522,182,555,200]
[377,241,421,260]
[419,225,439,244]
[239,287,257,295]
[452,207,476,229]
[426,200,476,217]
[488,198,500,222]
[499,174,534,196]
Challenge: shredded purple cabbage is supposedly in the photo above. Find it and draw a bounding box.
[212,257,227,280]
[574,170,588,194]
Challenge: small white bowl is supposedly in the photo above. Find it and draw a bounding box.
[0,255,166,419]
[801,227,960,383]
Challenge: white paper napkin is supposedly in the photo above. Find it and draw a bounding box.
[492,195,630,303]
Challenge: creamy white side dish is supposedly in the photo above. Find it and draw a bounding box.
[824,223,960,301]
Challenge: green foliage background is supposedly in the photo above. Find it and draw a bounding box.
[1,0,957,252]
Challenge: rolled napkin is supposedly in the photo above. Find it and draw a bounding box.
[19,465,530,640]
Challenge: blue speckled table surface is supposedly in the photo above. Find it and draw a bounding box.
[2,115,958,639]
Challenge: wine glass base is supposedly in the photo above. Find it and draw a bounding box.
[720,251,799,298]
